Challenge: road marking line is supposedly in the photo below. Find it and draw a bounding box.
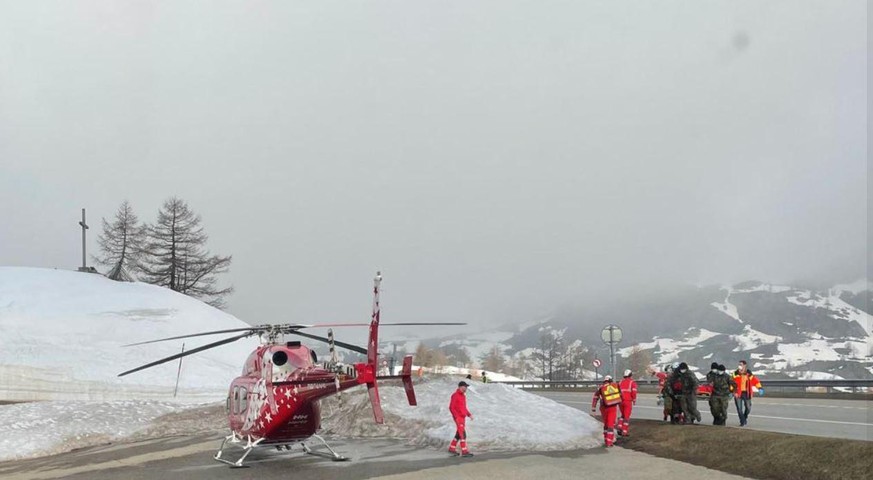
[557,400,873,427]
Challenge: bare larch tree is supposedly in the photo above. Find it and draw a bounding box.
[94,200,142,282]
[138,197,233,308]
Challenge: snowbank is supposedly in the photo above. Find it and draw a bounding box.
[0,400,212,461]
[0,267,259,401]
[322,377,602,451]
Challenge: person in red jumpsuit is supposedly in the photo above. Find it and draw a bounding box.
[591,375,623,447]
[448,381,474,457]
[618,369,638,436]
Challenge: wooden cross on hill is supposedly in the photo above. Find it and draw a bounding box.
[77,208,89,272]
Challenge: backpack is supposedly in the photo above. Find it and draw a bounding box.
[601,383,621,406]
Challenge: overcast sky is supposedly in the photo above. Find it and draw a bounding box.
[0,1,867,340]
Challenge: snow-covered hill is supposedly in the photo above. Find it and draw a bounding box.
[0,267,259,401]
[407,280,872,380]
[621,282,872,379]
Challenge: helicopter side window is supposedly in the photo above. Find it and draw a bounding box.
[232,386,239,414]
[240,387,248,413]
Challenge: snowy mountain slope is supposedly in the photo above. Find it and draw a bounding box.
[594,282,871,379]
[0,267,259,401]
[435,330,515,363]
[408,280,872,380]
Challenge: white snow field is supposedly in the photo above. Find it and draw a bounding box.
[0,267,259,401]
[322,377,602,452]
[0,400,205,461]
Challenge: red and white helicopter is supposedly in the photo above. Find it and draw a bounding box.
[119,272,462,467]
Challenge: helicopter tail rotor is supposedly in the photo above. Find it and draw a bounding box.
[400,355,416,406]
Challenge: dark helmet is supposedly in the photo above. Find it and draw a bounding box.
[678,362,689,371]
[710,362,719,370]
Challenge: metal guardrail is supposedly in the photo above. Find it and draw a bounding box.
[497,379,873,390]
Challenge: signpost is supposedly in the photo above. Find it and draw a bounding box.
[592,358,602,381]
[389,343,397,375]
[600,325,622,379]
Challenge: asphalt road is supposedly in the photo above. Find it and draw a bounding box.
[0,435,751,480]
[536,392,873,441]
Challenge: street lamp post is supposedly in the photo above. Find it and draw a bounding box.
[600,325,623,379]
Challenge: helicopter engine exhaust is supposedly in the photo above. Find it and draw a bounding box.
[272,351,288,367]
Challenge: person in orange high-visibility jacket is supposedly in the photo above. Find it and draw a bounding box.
[732,360,763,427]
[448,381,474,456]
[618,369,638,436]
[591,375,623,447]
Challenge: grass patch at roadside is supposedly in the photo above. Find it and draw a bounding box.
[621,419,872,480]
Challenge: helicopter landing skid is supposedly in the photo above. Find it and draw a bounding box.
[300,434,348,462]
[213,432,265,468]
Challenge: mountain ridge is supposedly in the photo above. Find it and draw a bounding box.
[409,280,872,380]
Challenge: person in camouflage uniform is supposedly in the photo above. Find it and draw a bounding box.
[653,364,673,421]
[708,364,736,425]
[668,362,702,424]
[704,362,720,424]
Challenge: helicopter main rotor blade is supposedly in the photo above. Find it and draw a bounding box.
[380,322,467,326]
[286,330,368,355]
[118,332,254,377]
[121,323,467,347]
[289,322,467,329]
[121,327,264,347]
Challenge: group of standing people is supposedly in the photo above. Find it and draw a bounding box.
[652,359,763,427]
[589,360,766,447]
[590,369,638,447]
